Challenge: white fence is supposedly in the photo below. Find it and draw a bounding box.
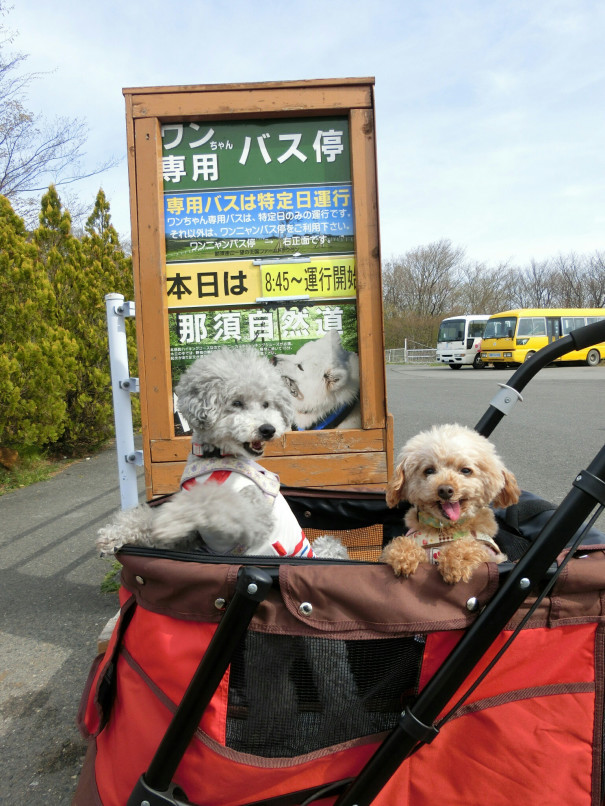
[385,339,437,365]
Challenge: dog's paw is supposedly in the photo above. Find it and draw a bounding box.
[96,505,155,556]
[437,539,492,584]
[312,535,349,559]
[380,535,426,577]
[96,526,125,557]
[439,562,474,585]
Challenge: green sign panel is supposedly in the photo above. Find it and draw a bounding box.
[161,117,351,190]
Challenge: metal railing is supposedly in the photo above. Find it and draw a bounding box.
[385,339,437,364]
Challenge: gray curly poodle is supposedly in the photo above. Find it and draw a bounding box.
[97,347,347,559]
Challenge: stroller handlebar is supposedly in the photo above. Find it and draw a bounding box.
[568,317,605,350]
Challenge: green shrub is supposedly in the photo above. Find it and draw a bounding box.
[0,195,78,452]
[34,187,138,455]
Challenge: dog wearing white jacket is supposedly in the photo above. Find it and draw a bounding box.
[97,347,347,560]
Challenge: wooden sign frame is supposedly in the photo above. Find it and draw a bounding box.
[123,78,392,499]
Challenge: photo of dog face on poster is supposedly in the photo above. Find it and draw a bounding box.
[271,330,361,430]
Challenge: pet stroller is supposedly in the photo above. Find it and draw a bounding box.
[74,320,605,806]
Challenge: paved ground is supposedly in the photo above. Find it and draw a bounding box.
[0,443,145,805]
[0,362,603,803]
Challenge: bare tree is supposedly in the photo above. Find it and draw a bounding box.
[0,3,119,223]
[384,239,466,317]
[381,257,407,310]
[382,240,471,347]
[586,251,605,307]
[510,259,558,308]
[549,252,587,307]
[454,261,517,314]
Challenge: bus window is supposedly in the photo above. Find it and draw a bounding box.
[483,317,516,339]
[437,320,465,342]
[465,319,488,349]
[517,318,546,337]
[562,316,589,335]
[546,317,561,340]
[468,320,488,338]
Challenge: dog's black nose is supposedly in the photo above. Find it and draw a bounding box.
[438,485,454,500]
[258,424,276,440]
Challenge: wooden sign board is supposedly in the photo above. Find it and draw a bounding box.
[123,78,392,499]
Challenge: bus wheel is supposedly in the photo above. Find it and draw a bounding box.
[586,349,601,366]
[472,353,485,369]
[449,364,462,370]
[523,351,536,362]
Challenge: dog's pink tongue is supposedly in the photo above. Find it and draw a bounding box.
[441,500,461,521]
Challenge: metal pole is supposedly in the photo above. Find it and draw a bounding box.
[105,293,141,510]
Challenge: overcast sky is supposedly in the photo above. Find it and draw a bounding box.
[6,0,604,266]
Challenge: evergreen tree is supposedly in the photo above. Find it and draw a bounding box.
[34,187,137,454]
[0,194,77,452]
[81,189,137,381]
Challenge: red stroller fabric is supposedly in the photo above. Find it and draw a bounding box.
[74,546,605,806]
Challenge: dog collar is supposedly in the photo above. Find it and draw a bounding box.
[293,395,359,431]
[417,509,470,534]
[408,528,502,561]
[191,443,234,459]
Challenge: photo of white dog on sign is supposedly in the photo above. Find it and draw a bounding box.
[271,330,361,430]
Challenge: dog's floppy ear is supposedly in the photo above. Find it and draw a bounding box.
[386,461,406,508]
[175,365,221,431]
[492,468,521,509]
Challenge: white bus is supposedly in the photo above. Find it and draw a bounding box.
[436,314,491,369]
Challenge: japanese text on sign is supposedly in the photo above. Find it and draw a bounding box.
[164,185,353,264]
[165,257,356,309]
[165,185,352,239]
[161,119,350,191]
[260,259,356,299]
[171,305,350,353]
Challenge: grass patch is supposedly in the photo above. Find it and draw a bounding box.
[100,559,122,594]
[0,452,76,495]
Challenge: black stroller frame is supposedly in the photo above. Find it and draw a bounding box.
[121,319,605,806]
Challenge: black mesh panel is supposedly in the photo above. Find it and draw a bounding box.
[226,632,425,757]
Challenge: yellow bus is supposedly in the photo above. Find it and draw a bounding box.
[480,308,605,367]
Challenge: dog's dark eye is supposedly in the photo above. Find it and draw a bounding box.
[262,401,269,409]
[460,467,473,475]
[424,467,436,476]
[232,400,243,408]
[297,363,304,371]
